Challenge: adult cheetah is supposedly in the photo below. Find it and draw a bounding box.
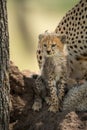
[37,0,87,80]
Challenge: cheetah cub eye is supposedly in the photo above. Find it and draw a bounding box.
[43,44,47,47]
[51,44,56,47]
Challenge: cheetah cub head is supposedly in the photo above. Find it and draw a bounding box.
[39,32,66,57]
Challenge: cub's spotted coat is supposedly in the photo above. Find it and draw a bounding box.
[32,33,74,112]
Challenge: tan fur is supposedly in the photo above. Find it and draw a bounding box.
[41,35,64,52]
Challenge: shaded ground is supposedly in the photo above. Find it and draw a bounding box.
[9,61,87,130]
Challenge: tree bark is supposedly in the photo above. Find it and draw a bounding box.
[0,0,10,130]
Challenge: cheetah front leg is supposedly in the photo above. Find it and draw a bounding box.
[47,79,59,113]
[32,76,45,111]
[32,97,42,111]
[57,80,65,110]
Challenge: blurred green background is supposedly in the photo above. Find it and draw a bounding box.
[7,0,79,72]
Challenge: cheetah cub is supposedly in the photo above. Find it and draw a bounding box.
[32,32,70,112]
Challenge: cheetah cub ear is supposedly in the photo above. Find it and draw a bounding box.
[38,34,44,41]
[57,35,66,44]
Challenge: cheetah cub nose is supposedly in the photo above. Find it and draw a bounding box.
[47,50,51,54]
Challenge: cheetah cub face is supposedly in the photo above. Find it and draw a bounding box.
[39,33,66,57]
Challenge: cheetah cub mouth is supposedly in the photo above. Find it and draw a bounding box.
[39,32,66,57]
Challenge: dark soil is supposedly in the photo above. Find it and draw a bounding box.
[9,61,87,130]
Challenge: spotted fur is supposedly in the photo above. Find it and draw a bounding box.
[37,0,87,80]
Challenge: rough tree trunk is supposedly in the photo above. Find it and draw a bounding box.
[0,0,10,130]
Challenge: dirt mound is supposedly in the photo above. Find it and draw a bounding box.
[9,61,87,130]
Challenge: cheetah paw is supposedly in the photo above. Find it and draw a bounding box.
[32,101,42,111]
[48,105,59,113]
[45,97,51,105]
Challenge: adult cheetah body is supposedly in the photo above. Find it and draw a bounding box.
[37,0,87,80]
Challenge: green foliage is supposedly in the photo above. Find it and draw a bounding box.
[36,0,79,12]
